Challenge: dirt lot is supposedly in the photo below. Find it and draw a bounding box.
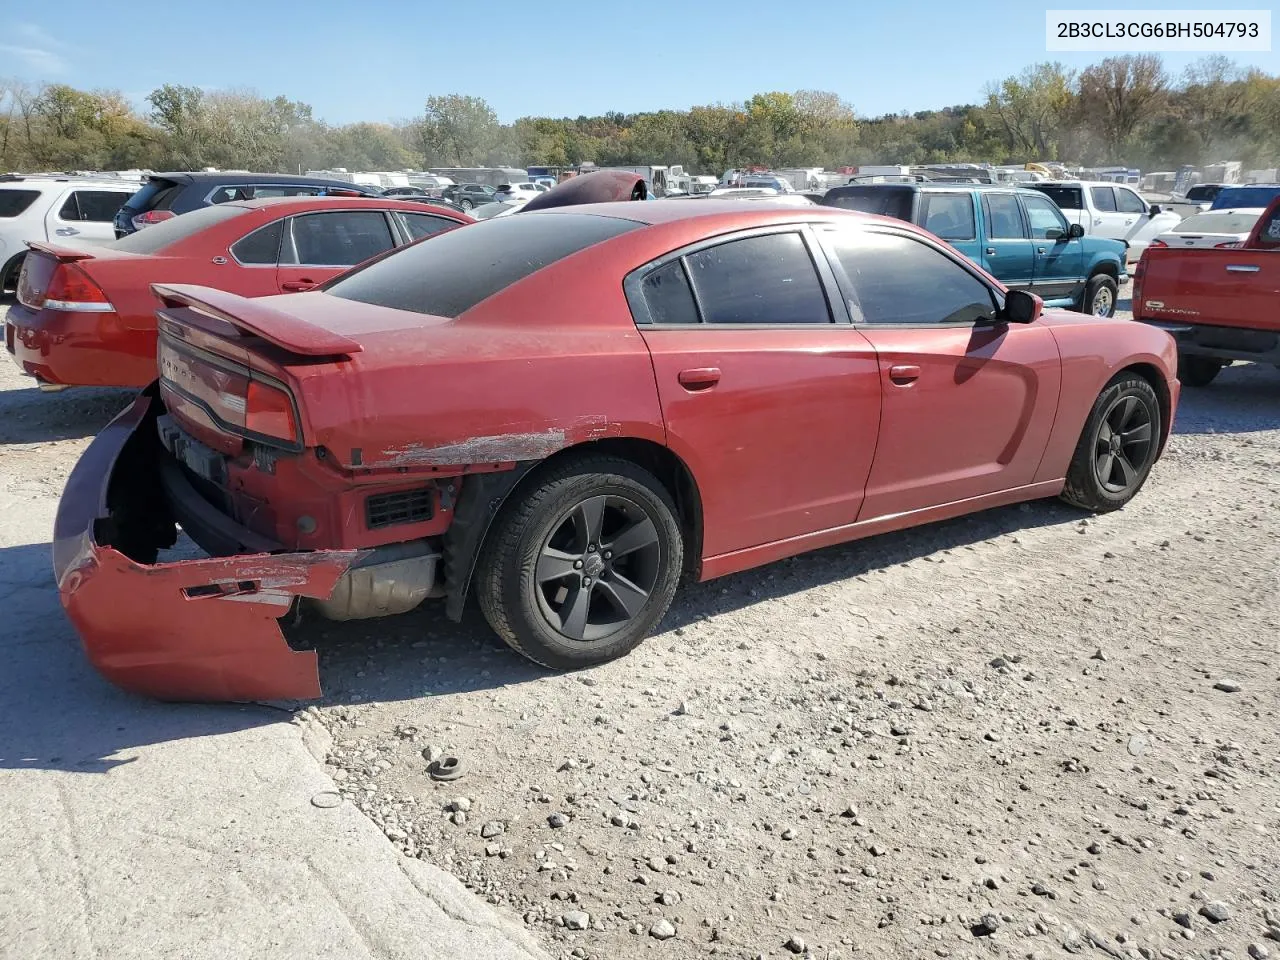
[4,300,1278,960]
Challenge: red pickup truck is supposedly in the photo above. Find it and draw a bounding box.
[1133,195,1280,386]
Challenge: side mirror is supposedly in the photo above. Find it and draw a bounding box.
[1068,223,1085,238]
[1149,204,1161,216]
[1003,289,1042,324]
[1044,227,1065,241]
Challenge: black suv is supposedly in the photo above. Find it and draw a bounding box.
[113,172,381,238]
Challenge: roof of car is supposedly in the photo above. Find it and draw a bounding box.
[150,171,378,188]
[227,196,466,214]
[0,176,139,188]
[828,182,1042,194]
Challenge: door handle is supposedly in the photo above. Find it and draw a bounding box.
[54,227,80,236]
[677,367,721,390]
[1124,219,1134,225]
[888,364,921,385]
[1036,247,1046,254]
[985,247,996,255]
[1225,264,1259,273]
[281,279,316,291]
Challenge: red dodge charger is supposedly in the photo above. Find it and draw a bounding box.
[5,196,471,390]
[52,200,1180,701]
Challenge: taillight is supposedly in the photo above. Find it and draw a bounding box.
[1132,254,1146,306]
[1148,239,1168,248]
[131,210,175,230]
[1214,241,1241,248]
[245,380,298,443]
[43,263,114,313]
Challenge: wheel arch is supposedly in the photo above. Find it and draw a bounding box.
[1088,257,1120,280]
[443,437,704,622]
[1118,361,1172,460]
[1,250,26,291]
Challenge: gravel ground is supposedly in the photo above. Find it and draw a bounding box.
[4,297,1279,960]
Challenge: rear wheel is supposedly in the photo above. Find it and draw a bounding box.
[1078,274,1118,317]
[459,198,474,210]
[1,252,25,294]
[1178,354,1225,388]
[1061,373,1161,513]
[476,456,684,670]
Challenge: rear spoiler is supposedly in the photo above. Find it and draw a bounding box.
[26,240,97,262]
[151,283,362,358]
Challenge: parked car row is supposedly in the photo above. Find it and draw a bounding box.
[2,169,1185,703]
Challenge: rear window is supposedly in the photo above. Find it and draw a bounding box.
[324,212,641,317]
[110,204,248,254]
[0,189,40,218]
[1185,185,1222,203]
[1177,211,1263,234]
[820,187,914,222]
[122,178,183,213]
[1027,185,1082,210]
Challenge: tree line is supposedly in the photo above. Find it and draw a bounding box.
[2,55,1277,178]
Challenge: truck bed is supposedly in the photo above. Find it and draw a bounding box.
[1136,246,1280,334]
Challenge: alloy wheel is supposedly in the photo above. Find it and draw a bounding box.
[1093,394,1153,493]
[534,495,662,643]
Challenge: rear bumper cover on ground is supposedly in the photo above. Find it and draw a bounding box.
[53,388,362,701]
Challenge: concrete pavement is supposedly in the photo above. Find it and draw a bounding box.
[0,369,548,960]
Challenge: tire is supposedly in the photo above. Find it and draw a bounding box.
[1061,373,1161,513]
[460,198,474,211]
[476,455,684,670]
[1078,273,1118,317]
[1178,354,1224,388]
[1,252,25,294]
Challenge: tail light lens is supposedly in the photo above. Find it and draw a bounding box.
[1132,254,1146,306]
[1148,239,1168,248]
[245,380,299,443]
[1214,241,1241,248]
[131,210,175,230]
[42,263,114,313]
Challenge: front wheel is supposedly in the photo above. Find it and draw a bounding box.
[1061,373,1161,513]
[459,198,474,210]
[476,456,684,670]
[1178,354,1225,388]
[1078,274,1118,317]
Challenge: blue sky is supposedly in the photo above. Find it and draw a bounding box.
[3,0,1275,123]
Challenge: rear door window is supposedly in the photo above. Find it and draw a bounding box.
[684,232,831,325]
[639,260,700,325]
[60,190,130,222]
[821,186,914,221]
[920,193,976,241]
[0,189,40,217]
[285,211,396,266]
[122,179,182,213]
[984,194,1026,238]
[1090,187,1118,212]
[231,220,284,265]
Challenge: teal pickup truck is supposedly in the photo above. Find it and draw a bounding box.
[820,183,1128,316]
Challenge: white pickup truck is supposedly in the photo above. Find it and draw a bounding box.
[1024,180,1184,264]
[0,175,138,292]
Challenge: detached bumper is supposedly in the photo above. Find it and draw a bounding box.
[53,389,361,702]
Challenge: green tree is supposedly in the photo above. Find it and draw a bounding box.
[983,62,1076,159]
[419,94,499,165]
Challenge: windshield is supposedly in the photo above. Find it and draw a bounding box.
[1026,185,1082,210]
[324,212,641,317]
[110,204,247,254]
[1210,186,1280,210]
[1175,210,1263,234]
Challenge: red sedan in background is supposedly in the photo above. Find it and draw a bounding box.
[53,198,1179,702]
[4,196,472,390]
